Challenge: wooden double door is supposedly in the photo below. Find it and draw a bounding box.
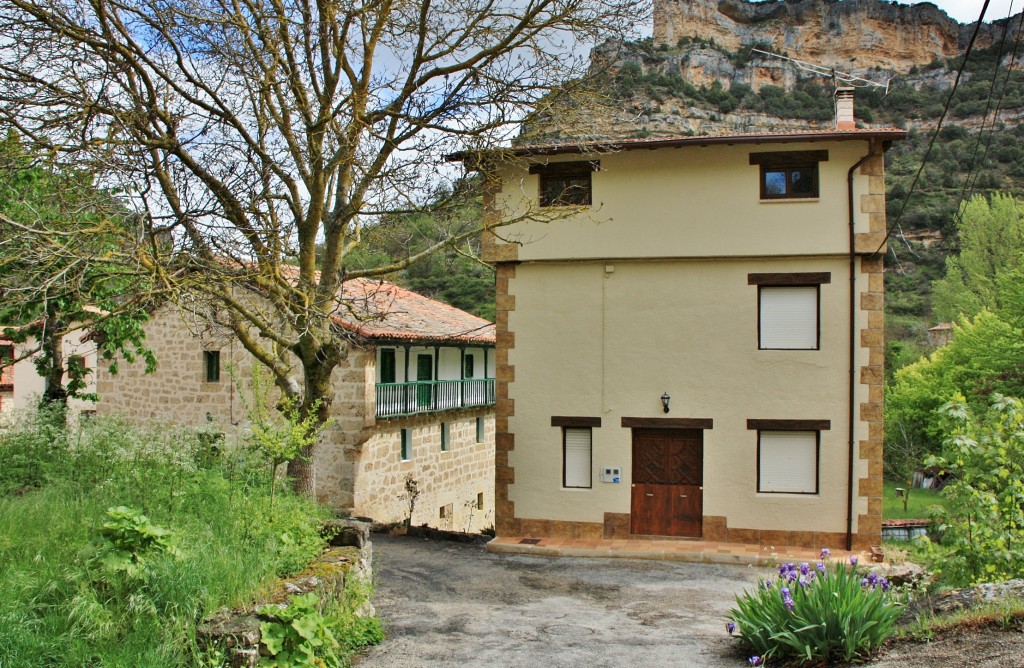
[630,428,703,537]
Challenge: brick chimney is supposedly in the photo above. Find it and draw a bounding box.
[834,87,855,130]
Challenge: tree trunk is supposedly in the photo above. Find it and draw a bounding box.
[285,354,337,497]
[41,327,68,406]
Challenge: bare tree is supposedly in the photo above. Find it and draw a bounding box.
[0,0,643,492]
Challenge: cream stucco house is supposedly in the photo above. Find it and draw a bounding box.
[2,279,496,532]
[462,91,904,550]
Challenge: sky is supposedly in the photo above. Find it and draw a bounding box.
[872,1,1017,24]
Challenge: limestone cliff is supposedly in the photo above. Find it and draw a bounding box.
[655,0,1020,73]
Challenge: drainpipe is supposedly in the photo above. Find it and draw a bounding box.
[846,144,876,552]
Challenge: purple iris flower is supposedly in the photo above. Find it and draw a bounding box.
[820,548,831,560]
[816,562,826,574]
[850,555,859,566]
[800,562,810,576]
[726,622,737,634]
[749,656,763,666]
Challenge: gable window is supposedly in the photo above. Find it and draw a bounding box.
[530,160,599,207]
[749,273,831,350]
[749,151,828,200]
[401,428,412,461]
[204,350,221,382]
[379,348,396,384]
[749,419,829,494]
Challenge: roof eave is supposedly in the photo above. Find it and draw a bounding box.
[447,128,908,163]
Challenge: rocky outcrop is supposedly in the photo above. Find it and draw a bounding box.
[654,0,1022,74]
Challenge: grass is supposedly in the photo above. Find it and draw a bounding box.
[883,480,949,520]
[0,406,372,667]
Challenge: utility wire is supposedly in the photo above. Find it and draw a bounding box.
[959,7,1024,209]
[873,0,992,255]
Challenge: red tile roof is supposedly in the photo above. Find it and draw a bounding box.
[335,278,494,346]
[0,341,12,390]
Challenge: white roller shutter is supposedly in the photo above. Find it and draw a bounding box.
[564,428,592,488]
[759,431,817,493]
[759,286,818,349]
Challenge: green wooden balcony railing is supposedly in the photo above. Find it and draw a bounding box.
[375,378,495,418]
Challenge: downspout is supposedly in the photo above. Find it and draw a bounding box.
[846,145,875,552]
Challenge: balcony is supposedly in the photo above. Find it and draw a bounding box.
[375,379,496,419]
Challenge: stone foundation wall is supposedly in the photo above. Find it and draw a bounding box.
[353,410,495,533]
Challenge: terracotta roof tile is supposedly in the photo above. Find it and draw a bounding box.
[0,341,12,390]
[335,277,494,346]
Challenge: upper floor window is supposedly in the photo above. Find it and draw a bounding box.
[379,348,396,384]
[749,150,828,200]
[749,273,831,350]
[531,160,599,207]
[464,353,474,379]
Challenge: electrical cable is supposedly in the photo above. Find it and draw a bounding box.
[872,0,992,255]
[959,7,1024,208]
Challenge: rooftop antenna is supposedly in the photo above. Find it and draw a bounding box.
[751,48,891,94]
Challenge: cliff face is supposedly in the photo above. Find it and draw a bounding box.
[654,0,1018,73]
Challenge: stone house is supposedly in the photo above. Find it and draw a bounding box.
[457,90,904,550]
[0,329,98,419]
[3,278,496,532]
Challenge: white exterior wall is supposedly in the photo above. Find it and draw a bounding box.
[6,330,97,417]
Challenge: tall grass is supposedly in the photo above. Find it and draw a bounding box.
[0,406,332,667]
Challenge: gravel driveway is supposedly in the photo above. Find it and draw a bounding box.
[356,534,764,668]
[355,534,1024,668]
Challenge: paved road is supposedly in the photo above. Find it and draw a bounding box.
[356,534,765,668]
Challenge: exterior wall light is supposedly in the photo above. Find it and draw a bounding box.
[661,392,671,413]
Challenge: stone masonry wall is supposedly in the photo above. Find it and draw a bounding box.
[94,304,373,512]
[354,410,495,533]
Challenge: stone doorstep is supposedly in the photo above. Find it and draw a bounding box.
[196,520,373,668]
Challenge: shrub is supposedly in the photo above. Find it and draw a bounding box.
[727,554,902,665]
[925,394,1024,586]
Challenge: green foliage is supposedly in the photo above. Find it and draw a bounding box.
[335,176,495,321]
[259,593,344,668]
[932,194,1024,322]
[728,558,902,665]
[885,310,1024,467]
[0,132,155,404]
[245,366,330,508]
[0,409,334,667]
[882,480,948,520]
[87,506,181,579]
[925,394,1024,586]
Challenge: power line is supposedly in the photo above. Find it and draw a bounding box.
[958,6,1024,209]
[873,0,992,255]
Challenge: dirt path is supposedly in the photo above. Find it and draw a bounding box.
[357,534,1024,668]
[357,534,766,667]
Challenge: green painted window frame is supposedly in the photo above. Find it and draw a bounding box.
[204,350,221,383]
[401,428,412,461]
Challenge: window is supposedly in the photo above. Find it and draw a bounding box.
[475,417,484,443]
[563,427,592,488]
[401,428,412,461]
[757,431,819,494]
[530,160,599,207]
[464,354,474,379]
[476,492,484,510]
[749,273,831,350]
[749,150,828,200]
[204,350,221,382]
[440,422,450,451]
[380,348,396,384]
